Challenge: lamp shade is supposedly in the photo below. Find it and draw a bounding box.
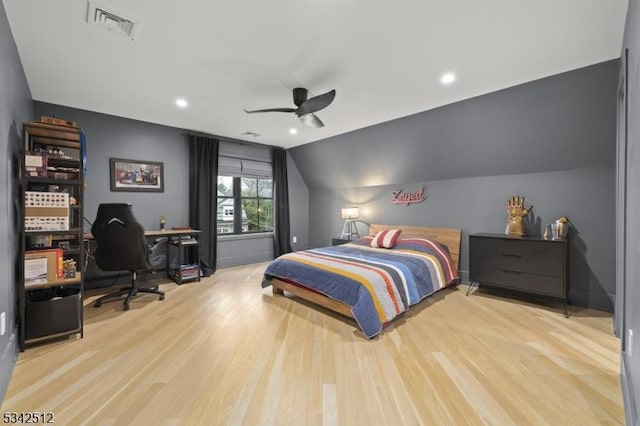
[341,206,359,219]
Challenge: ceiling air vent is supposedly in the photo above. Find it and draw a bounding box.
[241,131,261,138]
[86,1,140,40]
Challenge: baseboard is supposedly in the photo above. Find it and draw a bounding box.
[621,351,637,426]
[0,329,17,405]
[217,252,273,269]
[567,288,615,312]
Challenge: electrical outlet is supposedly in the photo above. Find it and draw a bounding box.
[629,329,634,357]
[292,236,297,243]
[0,312,5,336]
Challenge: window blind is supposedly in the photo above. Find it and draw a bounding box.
[218,156,272,178]
[218,140,272,178]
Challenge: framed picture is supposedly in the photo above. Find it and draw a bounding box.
[109,158,164,192]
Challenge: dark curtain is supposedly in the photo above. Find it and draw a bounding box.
[272,147,292,256]
[188,135,219,276]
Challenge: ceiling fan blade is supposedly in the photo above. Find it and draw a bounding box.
[244,108,296,114]
[298,113,324,128]
[296,89,336,115]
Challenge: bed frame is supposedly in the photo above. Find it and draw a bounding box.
[270,224,462,320]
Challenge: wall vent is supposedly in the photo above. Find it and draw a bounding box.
[86,1,140,40]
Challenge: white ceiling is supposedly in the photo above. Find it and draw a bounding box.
[4,0,628,149]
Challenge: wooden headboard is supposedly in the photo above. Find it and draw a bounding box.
[368,224,461,269]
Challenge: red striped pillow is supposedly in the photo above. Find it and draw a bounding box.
[370,229,402,248]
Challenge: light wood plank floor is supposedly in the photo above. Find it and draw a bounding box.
[2,263,624,425]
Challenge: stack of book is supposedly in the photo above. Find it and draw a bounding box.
[173,264,199,280]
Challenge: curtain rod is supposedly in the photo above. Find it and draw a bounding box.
[181,130,283,150]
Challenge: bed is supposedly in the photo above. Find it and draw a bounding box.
[262,224,461,338]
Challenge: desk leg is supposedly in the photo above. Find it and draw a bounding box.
[166,240,170,279]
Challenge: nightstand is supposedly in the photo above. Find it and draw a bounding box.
[331,238,351,246]
[468,233,568,316]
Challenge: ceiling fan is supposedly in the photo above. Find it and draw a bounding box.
[244,87,336,128]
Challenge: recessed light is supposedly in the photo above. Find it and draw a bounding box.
[289,128,297,135]
[441,73,456,85]
[175,98,189,108]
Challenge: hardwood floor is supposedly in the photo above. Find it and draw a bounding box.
[2,263,624,425]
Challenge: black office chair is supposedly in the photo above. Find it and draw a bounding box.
[91,203,164,310]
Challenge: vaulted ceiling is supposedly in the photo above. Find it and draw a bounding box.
[4,0,628,148]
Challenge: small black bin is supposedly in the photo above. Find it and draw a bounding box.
[25,287,81,340]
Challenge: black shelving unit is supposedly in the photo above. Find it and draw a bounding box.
[18,120,85,350]
[167,233,201,284]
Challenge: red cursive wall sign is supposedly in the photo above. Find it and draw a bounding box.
[391,186,427,206]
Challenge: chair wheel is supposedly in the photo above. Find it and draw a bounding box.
[159,295,165,301]
[94,301,102,308]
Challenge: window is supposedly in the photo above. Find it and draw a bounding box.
[216,176,236,234]
[217,157,273,234]
[241,177,273,232]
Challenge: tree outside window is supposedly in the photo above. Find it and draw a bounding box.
[241,177,273,232]
[217,175,273,234]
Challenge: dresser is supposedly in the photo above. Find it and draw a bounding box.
[469,233,568,314]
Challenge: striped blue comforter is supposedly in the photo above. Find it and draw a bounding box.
[262,237,458,338]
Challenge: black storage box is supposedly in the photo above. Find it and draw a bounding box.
[25,287,81,340]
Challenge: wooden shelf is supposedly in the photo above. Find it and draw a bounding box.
[26,228,83,236]
[25,177,81,185]
[24,121,80,142]
[19,119,85,351]
[25,273,83,290]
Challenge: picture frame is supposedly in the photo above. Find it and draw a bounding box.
[109,158,164,192]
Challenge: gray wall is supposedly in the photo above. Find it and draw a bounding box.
[32,102,306,270]
[307,167,614,311]
[33,102,189,230]
[292,61,617,190]
[619,0,639,423]
[290,60,618,312]
[0,1,33,402]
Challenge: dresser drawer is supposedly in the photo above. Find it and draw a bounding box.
[470,251,564,278]
[470,236,564,278]
[471,237,563,260]
[470,266,565,297]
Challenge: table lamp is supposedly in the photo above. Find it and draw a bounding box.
[340,207,360,240]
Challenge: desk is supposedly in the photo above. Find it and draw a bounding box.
[84,229,201,284]
[144,229,201,238]
[83,228,201,239]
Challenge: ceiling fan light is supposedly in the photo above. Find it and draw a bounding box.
[299,113,324,128]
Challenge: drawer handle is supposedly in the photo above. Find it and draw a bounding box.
[502,269,522,274]
[501,253,522,258]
